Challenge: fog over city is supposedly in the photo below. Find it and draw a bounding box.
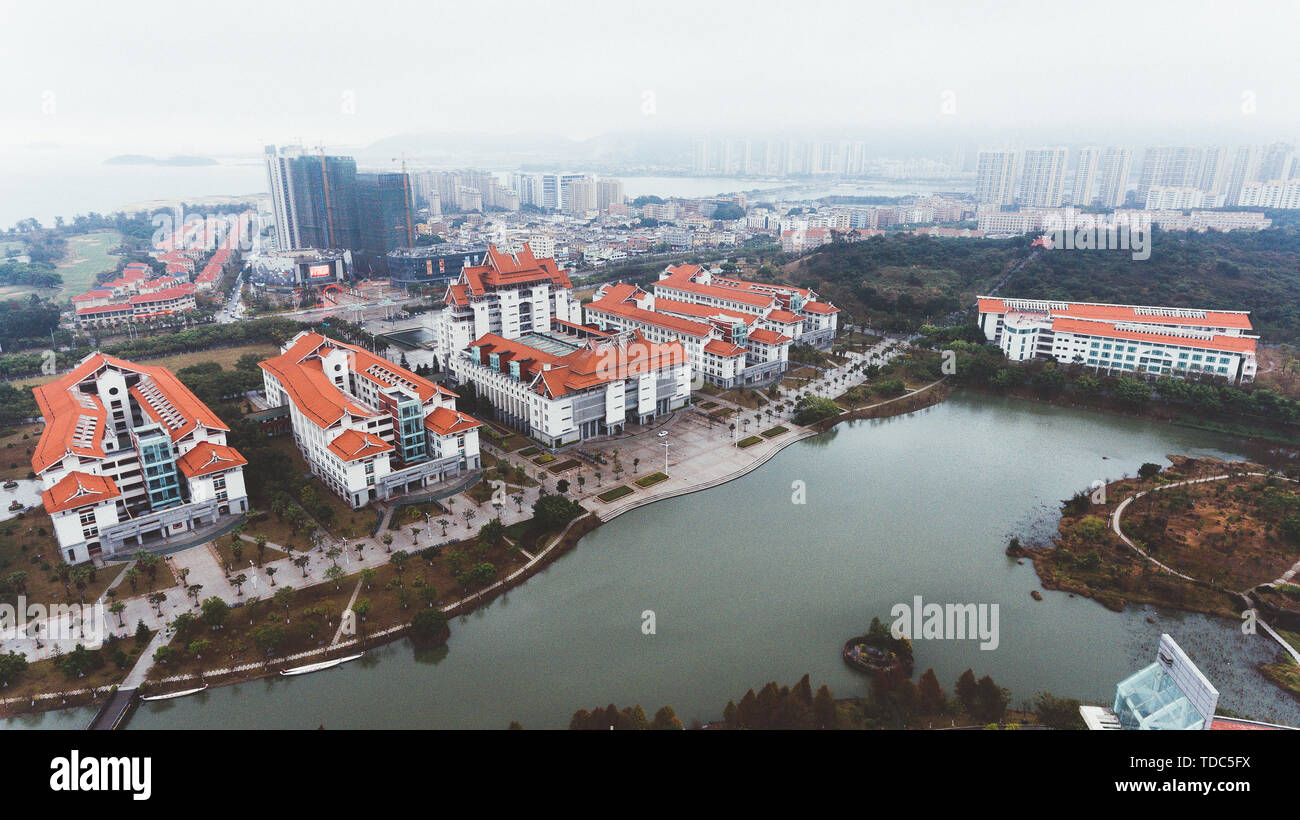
[2,0,1297,161]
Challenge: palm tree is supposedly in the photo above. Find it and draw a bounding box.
[147,591,167,616]
[437,518,450,536]
[266,566,278,587]
[293,555,311,578]
[380,532,394,553]
[410,527,421,546]
[109,601,126,627]
[231,574,247,597]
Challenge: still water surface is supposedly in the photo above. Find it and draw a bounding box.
[9,393,1297,729]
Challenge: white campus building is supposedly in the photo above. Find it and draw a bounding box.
[33,353,249,564]
[449,325,691,447]
[977,297,1258,384]
[585,281,796,388]
[261,331,481,508]
[651,264,839,349]
[433,244,582,368]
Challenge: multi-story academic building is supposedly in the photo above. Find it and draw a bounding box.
[651,264,839,348]
[260,331,481,508]
[33,354,249,564]
[977,297,1258,384]
[448,324,690,447]
[433,244,582,367]
[584,282,794,388]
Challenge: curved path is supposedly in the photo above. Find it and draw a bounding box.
[1109,470,1300,664]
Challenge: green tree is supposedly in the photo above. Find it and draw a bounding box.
[955,668,978,712]
[649,705,684,730]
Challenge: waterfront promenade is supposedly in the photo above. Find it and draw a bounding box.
[0,338,910,677]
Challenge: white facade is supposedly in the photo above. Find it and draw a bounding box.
[978,297,1258,385]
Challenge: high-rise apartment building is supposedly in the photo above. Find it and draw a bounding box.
[355,172,416,258]
[1018,147,1068,207]
[1138,146,1203,201]
[975,150,1019,206]
[1071,147,1100,206]
[1095,147,1132,208]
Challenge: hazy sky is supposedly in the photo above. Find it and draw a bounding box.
[2,0,1297,157]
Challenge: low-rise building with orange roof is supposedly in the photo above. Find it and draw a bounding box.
[654,263,839,348]
[260,330,480,508]
[32,353,248,563]
[977,296,1259,384]
[449,323,690,447]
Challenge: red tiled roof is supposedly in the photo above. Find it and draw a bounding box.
[41,471,121,514]
[1050,317,1257,354]
[129,286,195,304]
[424,406,482,436]
[176,441,247,478]
[326,429,393,462]
[76,303,132,315]
[656,265,775,309]
[72,290,112,302]
[585,293,713,338]
[747,328,792,346]
[766,309,802,324]
[704,340,746,357]
[977,297,1253,330]
[652,297,756,325]
[260,332,451,429]
[801,301,839,315]
[467,330,686,398]
[455,243,572,299]
[31,353,228,473]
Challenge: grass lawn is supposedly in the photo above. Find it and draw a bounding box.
[0,422,43,482]
[210,534,291,570]
[547,459,580,474]
[0,632,153,704]
[761,425,789,438]
[0,516,135,607]
[533,453,556,465]
[737,435,763,448]
[265,438,380,539]
[143,533,535,682]
[597,486,634,503]
[718,389,768,409]
[633,472,668,489]
[697,400,718,410]
[519,446,540,457]
[16,343,281,390]
[54,231,124,302]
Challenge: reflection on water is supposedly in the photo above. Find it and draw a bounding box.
[7,392,1298,730]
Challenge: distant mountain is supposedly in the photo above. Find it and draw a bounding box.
[104,154,218,167]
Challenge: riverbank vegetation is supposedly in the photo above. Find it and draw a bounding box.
[556,670,1082,730]
[785,228,1300,342]
[915,325,1300,445]
[1021,457,1298,618]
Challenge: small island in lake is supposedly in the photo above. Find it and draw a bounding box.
[843,616,915,679]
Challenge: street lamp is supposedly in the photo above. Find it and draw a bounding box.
[661,439,670,474]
